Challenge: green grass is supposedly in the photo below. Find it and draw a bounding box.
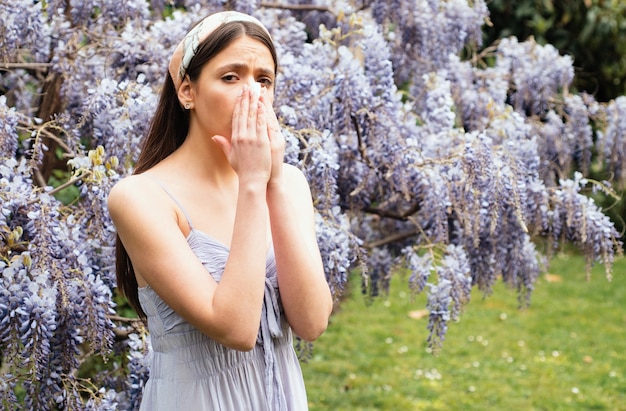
[302,253,626,410]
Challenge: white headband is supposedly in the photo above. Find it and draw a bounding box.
[168,11,271,91]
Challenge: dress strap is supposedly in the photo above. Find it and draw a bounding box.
[147,176,195,229]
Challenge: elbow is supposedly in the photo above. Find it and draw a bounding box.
[229,338,257,352]
[221,330,258,351]
[294,316,329,342]
[294,297,333,342]
[307,323,329,342]
[212,327,259,352]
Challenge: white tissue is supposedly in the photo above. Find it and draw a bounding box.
[251,82,261,98]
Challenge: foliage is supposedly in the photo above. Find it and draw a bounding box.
[0,0,623,408]
[485,0,626,102]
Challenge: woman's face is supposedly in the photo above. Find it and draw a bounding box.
[190,35,276,140]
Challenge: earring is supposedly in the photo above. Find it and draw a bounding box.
[184,103,191,110]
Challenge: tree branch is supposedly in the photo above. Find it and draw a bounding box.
[364,229,419,249]
[18,119,74,155]
[351,112,374,168]
[109,314,146,341]
[260,2,333,13]
[108,314,143,324]
[0,62,51,72]
[363,202,421,221]
[26,171,91,205]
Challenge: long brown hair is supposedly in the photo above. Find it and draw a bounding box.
[115,20,278,320]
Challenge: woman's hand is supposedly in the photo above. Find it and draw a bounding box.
[212,84,272,187]
[259,86,286,187]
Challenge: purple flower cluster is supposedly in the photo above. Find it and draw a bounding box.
[547,173,622,279]
[371,0,488,92]
[597,96,626,184]
[0,0,49,63]
[426,244,472,352]
[83,78,158,169]
[0,157,117,409]
[122,333,152,410]
[496,37,574,116]
[0,96,22,159]
[402,246,433,295]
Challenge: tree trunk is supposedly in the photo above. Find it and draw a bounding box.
[33,72,66,186]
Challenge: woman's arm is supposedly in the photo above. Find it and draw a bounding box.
[108,175,269,351]
[266,164,334,341]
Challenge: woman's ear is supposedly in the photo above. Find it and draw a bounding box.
[177,76,194,109]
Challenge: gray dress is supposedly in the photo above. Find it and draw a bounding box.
[137,186,308,410]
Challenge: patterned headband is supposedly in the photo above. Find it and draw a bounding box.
[168,11,271,91]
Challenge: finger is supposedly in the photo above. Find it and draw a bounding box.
[256,100,269,141]
[211,135,232,157]
[231,86,244,138]
[234,85,249,139]
[259,88,276,122]
[247,85,259,136]
[259,89,280,139]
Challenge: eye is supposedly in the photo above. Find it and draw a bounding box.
[258,77,273,87]
[222,74,239,82]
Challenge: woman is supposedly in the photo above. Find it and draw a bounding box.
[107,11,333,410]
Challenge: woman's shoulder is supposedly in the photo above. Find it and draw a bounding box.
[109,174,151,201]
[283,163,307,183]
[281,163,314,200]
[107,172,188,240]
[107,174,163,216]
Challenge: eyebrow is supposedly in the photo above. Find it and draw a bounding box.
[217,63,275,77]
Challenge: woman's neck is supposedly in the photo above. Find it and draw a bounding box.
[156,132,237,189]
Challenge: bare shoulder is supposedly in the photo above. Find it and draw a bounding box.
[108,174,153,213]
[283,163,309,187]
[279,164,315,212]
[107,174,172,224]
[107,173,189,264]
[108,174,140,202]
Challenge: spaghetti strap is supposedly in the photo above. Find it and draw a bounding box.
[147,177,195,229]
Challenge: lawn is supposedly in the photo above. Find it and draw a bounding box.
[302,253,626,411]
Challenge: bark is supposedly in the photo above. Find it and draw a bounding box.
[34,72,66,186]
